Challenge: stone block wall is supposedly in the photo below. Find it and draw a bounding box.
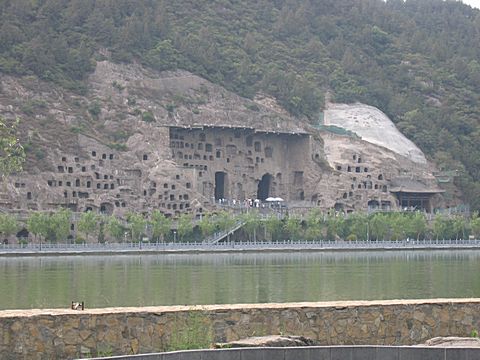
[1,299,479,359]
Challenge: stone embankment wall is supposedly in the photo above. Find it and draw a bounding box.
[1,299,479,359]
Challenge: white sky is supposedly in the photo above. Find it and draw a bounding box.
[458,0,480,9]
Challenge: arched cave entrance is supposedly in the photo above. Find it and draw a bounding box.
[334,202,344,212]
[16,228,29,240]
[368,200,380,211]
[100,203,114,215]
[257,173,272,201]
[215,171,228,200]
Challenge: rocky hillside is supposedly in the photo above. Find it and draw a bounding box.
[0,0,478,209]
[1,61,307,174]
[1,61,329,217]
[0,60,451,219]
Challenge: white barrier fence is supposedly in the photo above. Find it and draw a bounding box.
[1,238,480,254]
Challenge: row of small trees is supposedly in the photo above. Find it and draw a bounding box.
[1,209,480,244]
[2,209,235,244]
[294,210,480,242]
[0,209,172,244]
[203,210,480,242]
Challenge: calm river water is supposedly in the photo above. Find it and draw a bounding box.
[1,250,479,310]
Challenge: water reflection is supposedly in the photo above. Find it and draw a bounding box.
[0,250,479,310]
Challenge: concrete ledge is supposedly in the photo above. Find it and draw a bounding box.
[90,346,480,360]
[2,298,480,318]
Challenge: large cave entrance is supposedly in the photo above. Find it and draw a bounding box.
[257,173,272,201]
[215,171,228,200]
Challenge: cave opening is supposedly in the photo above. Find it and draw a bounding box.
[215,171,227,200]
[257,173,272,201]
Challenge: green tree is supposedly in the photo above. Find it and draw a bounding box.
[0,213,18,241]
[177,213,193,242]
[27,212,50,243]
[240,211,261,242]
[433,215,452,240]
[151,210,172,242]
[106,216,125,242]
[265,214,283,241]
[284,215,302,240]
[326,211,345,240]
[145,39,181,71]
[369,213,389,241]
[348,212,368,241]
[50,209,72,243]
[126,212,147,242]
[409,212,427,240]
[389,213,408,241]
[0,118,25,182]
[77,211,98,243]
[470,213,480,239]
[304,209,323,241]
[197,212,216,239]
[97,221,105,244]
[452,215,467,240]
[214,211,236,232]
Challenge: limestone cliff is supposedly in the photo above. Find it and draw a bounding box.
[324,103,427,164]
[0,61,452,220]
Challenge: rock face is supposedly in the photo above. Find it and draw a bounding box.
[324,102,427,164]
[0,60,454,230]
[215,335,318,348]
[320,132,443,213]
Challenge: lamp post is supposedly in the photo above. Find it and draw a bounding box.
[173,230,177,243]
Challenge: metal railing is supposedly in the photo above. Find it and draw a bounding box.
[1,238,480,253]
[202,220,246,244]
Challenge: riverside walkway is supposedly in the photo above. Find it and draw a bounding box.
[0,239,479,256]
